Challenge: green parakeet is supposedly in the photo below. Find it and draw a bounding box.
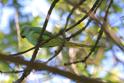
[21,27,96,48]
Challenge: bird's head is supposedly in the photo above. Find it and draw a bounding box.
[21,26,42,38]
[20,26,32,38]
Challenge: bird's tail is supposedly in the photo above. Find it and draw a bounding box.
[65,41,101,48]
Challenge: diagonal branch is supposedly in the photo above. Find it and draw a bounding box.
[10,0,103,57]
[46,0,85,63]
[0,53,105,83]
[64,0,112,65]
[15,0,59,82]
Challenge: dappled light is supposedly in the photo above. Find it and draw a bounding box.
[0,0,124,83]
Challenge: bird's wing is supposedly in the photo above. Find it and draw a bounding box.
[31,27,53,37]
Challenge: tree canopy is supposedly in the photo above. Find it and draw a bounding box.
[0,0,124,83]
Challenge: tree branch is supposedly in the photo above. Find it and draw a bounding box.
[15,0,59,82]
[0,53,105,83]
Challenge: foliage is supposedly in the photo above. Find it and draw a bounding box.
[0,0,124,82]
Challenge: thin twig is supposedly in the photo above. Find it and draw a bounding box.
[64,0,112,66]
[15,0,59,82]
[46,44,64,63]
[67,19,91,39]
[46,0,85,63]
[0,70,23,74]
[10,0,101,57]
[65,0,103,32]
[64,29,103,66]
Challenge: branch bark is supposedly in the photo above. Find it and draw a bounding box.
[0,53,105,83]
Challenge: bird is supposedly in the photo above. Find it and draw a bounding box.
[20,26,99,48]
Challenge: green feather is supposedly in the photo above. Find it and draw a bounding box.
[21,26,99,48]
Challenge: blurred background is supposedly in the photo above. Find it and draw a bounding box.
[0,0,124,83]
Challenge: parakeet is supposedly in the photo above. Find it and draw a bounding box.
[21,26,97,48]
